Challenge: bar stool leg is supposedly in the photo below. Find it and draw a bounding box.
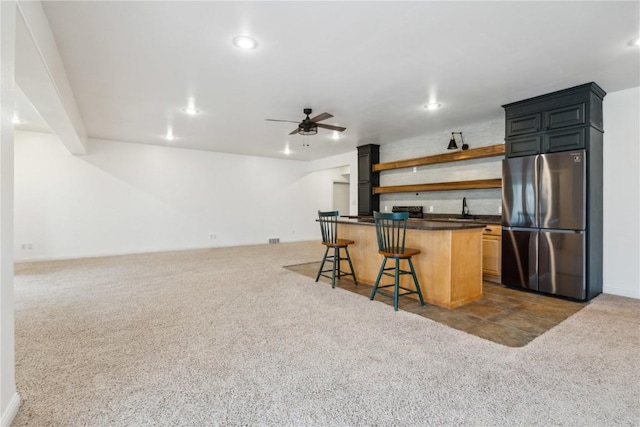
[345,246,358,285]
[394,260,400,311]
[331,247,338,288]
[408,258,425,306]
[316,247,330,282]
[370,257,387,300]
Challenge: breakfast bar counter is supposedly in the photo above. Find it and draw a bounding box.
[337,218,485,309]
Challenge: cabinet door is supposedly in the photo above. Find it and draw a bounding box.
[542,127,585,153]
[357,144,379,184]
[482,235,501,277]
[505,135,541,158]
[358,153,371,183]
[358,183,378,216]
[544,103,586,130]
[506,113,541,137]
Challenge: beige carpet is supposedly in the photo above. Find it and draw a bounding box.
[12,241,640,426]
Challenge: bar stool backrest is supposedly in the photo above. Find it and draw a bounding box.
[318,210,340,244]
[374,211,409,253]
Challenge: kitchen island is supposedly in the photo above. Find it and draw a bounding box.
[336,218,485,309]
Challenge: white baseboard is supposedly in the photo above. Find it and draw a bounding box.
[0,392,21,427]
[603,286,640,299]
[13,238,319,264]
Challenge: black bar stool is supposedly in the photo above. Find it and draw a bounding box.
[315,210,358,288]
[370,211,425,311]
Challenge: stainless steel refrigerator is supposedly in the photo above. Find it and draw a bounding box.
[502,150,589,300]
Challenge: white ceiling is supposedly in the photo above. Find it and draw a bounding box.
[15,1,640,161]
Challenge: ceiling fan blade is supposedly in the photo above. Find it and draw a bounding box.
[289,128,300,135]
[265,119,300,123]
[316,123,346,132]
[309,112,333,123]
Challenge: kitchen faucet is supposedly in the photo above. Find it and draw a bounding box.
[462,197,470,218]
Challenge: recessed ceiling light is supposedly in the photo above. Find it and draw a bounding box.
[331,132,342,140]
[424,103,441,110]
[233,35,258,50]
[629,36,640,47]
[11,113,23,124]
[183,97,199,115]
[182,107,199,115]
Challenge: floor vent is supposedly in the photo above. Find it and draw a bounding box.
[268,238,280,244]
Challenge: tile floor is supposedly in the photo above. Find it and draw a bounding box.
[285,261,587,347]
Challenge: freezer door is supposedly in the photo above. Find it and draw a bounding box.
[539,230,586,300]
[502,156,538,227]
[539,150,586,230]
[502,228,539,291]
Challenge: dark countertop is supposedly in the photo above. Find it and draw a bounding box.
[421,213,502,226]
[337,217,487,231]
[341,214,502,226]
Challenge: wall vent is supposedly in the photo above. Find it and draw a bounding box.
[268,238,280,244]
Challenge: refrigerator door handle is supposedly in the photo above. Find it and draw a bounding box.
[528,232,539,290]
[534,154,540,228]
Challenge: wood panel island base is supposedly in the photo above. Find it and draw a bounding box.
[337,219,485,309]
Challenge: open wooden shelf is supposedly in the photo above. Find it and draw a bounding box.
[373,178,502,195]
[372,144,505,172]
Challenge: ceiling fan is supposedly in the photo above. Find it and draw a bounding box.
[265,108,346,136]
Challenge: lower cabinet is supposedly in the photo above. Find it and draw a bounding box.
[482,225,502,283]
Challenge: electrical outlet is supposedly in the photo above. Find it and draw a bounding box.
[498,206,502,214]
[429,206,434,213]
[210,234,216,239]
[413,167,417,173]
[384,206,388,212]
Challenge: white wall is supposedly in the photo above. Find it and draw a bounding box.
[602,86,640,298]
[0,1,20,425]
[333,182,350,214]
[14,132,349,261]
[308,150,358,216]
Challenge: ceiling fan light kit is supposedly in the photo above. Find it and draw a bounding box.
[266,108,346,145]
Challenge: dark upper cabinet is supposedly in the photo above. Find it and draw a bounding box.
[357,144,380,216]
[357,144,379,184]
[506,113,541,137]
[505,134,541,157]
[545,103,586,130]
[543,127,585,153]
[503,82,605,158]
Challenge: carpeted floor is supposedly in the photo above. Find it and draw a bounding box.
[12,241,640,426]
